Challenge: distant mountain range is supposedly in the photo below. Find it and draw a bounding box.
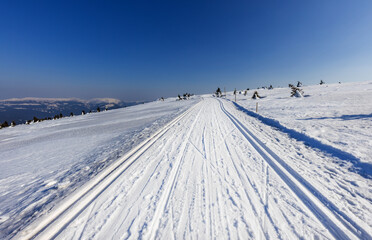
[0,97,140,124]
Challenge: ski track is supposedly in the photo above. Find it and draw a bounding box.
[16,97,372,239]
[218,99,371,240]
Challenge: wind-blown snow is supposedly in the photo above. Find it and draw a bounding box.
[1,82,372,239]
[0,97,199,238]
[231,81,372,166]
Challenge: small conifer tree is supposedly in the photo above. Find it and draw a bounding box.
[216,87,222,97]
[290,86,304,97]
[2,121,9,128]
[252,91,261,99]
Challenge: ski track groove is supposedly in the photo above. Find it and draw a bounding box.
[218,99,371,240]
[212,102,275,238]
[231,99,372,239]
[77,201,97,239]
[212,101,268,239]
[145,103,203,239]
[16,101,201,240]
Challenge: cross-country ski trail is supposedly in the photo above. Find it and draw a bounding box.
[18,97,372,240]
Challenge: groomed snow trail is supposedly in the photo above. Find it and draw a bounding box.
[19,97,370,239]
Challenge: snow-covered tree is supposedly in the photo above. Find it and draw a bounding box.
[290,86,304,97]
[252,91,261,99]
[1,121,9,128]
[215,87,222,97]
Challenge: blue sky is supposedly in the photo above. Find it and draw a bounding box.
[1,0,372,101]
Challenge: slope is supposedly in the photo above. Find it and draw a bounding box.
[0,97,199,238]
[19,97,371,239]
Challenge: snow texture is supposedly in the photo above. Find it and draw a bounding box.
[0,97,198,238]
[1,82,372,239]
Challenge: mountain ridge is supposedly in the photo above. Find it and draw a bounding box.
[0,97,140,124]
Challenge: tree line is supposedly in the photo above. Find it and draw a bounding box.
[0,106,105,130]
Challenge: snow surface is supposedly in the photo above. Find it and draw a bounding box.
[0,97,199,238]
[232,82,372,167]
[1,82,372,239]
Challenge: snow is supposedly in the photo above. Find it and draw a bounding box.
[1,82,372,239]
[231,81,372,166]
[0,97,199,238]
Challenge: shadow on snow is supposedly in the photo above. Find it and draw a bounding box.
[232,102,372,179]
[299,113,372,121]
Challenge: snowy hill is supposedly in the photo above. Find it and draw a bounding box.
[0,97,139,125]
[0,97,199,238]
[1,82,372,239]
[229,81,372,165]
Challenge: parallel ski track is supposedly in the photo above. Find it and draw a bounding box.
[144,102,203,239]
[218,99,371,240]
[17,101,201,240]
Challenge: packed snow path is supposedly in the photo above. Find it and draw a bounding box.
[19,97,371,239]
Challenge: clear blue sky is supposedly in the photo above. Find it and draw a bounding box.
[1,0,372,101]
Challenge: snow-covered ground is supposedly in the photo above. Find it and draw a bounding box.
[231,82,372,166]
[0,97,199,238]
[1,82,372,239]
